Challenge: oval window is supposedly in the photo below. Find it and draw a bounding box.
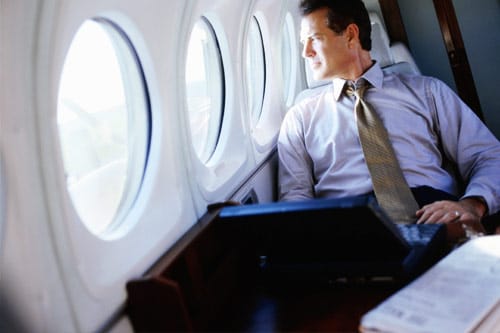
[57,18,150,236]
[185,17,225,163]
[246,16,266,125]
[281,13,296,106]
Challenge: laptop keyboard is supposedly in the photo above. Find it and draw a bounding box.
[397,224,444,246]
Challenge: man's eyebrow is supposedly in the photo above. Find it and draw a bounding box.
[300,32,322,43]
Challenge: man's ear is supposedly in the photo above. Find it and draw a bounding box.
[345,23,360,44]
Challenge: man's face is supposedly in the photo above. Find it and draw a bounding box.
[300,8,353,81]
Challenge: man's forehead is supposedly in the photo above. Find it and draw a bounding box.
[300,8,329,37]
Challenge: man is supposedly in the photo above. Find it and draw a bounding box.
[278,0,500,242]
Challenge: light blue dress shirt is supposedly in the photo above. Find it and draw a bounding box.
[278,63,500,215]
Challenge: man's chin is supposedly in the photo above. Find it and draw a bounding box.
[310,69,329,81]
[312,73,328,81]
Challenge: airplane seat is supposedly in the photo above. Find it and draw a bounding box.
[381,61,419,75]
[390,42,421,74]
[294,12,420,105]
[368,12,421,75]
[368,12,394,68]
[369,12,421,75]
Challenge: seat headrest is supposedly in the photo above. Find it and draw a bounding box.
[382,61,416,75]
[369,12,394,68]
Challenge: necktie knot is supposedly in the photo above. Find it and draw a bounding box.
[344,80,368,99]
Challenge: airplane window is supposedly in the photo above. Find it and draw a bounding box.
[281,13,296,106]
[246,16,266,125]
[185,17,225,163]
[57,18,150,236]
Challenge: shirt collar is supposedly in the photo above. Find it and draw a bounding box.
[332,61,384,100]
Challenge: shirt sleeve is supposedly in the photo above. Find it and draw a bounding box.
[428,78,500,215]
[277,106,315,201]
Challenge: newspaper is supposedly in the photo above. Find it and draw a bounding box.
[360,235,500,333]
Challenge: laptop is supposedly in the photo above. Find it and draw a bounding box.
[216,195,447,281]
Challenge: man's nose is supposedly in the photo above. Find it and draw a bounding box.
[302,40,314,58]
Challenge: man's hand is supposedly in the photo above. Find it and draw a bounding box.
[415,197,487,242]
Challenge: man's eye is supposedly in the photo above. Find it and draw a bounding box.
[301,37,315,44]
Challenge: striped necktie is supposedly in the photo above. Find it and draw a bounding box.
[345,81,419,223]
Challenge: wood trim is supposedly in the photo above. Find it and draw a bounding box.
[125,205,259,331]
[432,0,484,120]
[378,0,410,47]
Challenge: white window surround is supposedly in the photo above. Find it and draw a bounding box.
[31,2,195,332]
[181,7,251,209]
[246,16,266,128]
[57,18,150,237]
[185,17,225,164]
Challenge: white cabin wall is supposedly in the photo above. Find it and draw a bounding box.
[37,1,202,332]
[183,0,304,213]
[179,0,256,215]
[2,0,198,332]
[1,1,76,331]
[0,0,306,332]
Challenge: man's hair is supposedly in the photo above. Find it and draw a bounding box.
[299,0,372,51]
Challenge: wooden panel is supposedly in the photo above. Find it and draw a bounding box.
[125,206,259,332]
[378,0,410,47]
[126,277,193,332]
[432,0,484,120]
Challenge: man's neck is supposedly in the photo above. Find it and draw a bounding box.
[343,51,374,81]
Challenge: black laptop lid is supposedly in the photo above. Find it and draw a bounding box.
[217,195,411,265]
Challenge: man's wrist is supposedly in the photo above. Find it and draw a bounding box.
[461,196,488,218]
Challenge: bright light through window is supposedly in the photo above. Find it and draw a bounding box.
[57,18,150,236]
[281,13,295,106]
[185,18,224,163]
[246,16,266,125]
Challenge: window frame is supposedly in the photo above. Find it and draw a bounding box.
[185,16,226,164]
[56,17,152,238]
